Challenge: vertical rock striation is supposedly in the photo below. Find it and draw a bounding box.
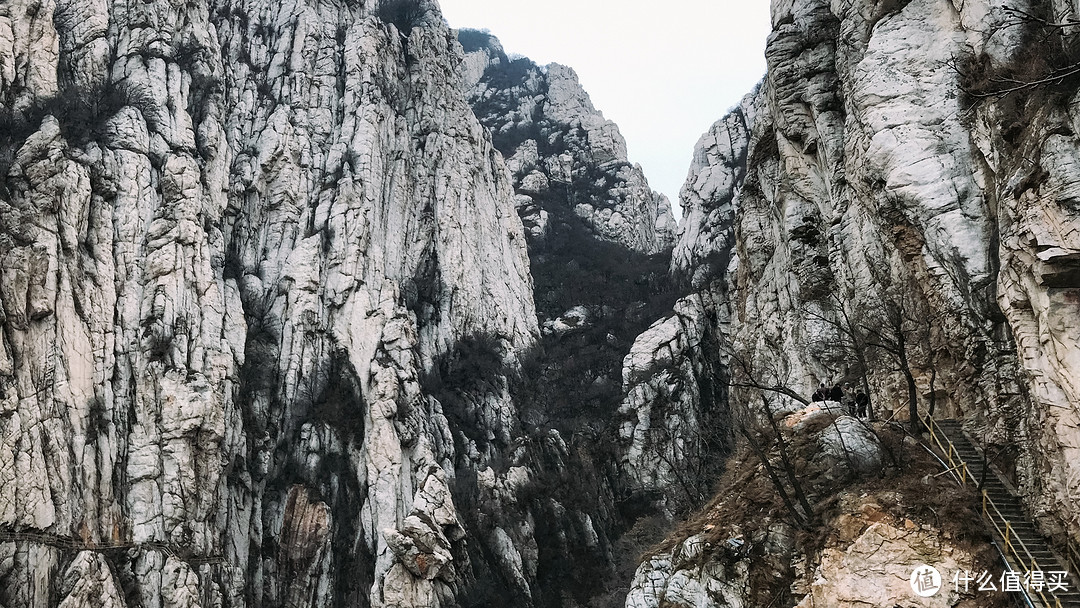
[0,0,612,604]
[460,30,675,254]
[458,29,727,525]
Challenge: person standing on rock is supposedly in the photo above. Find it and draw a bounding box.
[842,384,856,415]
[812,383,827,402]
[855,389,869,418]
[829,384,844,403]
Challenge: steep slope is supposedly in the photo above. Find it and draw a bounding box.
[0,0,618,605]
[668,0,1080,597]
[625,405,1013,608]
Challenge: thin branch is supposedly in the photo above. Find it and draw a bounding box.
[1002,6,1080,30]
[739,424,808,528]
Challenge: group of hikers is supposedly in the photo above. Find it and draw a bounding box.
[811,382,869,418]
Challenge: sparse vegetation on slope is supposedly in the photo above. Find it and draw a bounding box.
[647,411,1011,607]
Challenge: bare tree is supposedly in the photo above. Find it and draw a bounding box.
[724,338,811,409]
[860,293,922,432]
[952,6,1080,98]
[724,342,816,527]
[800,284,943,432]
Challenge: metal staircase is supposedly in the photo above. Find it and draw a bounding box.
[924,417,1080,608]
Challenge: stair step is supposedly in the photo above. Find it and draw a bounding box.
[1013,547,1054,554]
[994,519,1035,529]
[927,419,1080,596]
[1002,527,1039,536]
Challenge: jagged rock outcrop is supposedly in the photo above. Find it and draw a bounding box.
[672,0,1080,557]
[616,292,731,508]
[0,0,645,604]
[456,31,720,536]
[671,85,763,288]
[57,552,128,608]
[459,30,675,254]
[628,505,988,608]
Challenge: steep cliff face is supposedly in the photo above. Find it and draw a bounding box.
[0,0,604,604]
[459,30,675,255]
[673,0,1080,577]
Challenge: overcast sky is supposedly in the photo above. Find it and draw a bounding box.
[437,1,773,219]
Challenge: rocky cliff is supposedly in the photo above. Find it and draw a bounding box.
[458,30,675,255]
[625,408,1013,608]
[457,29,726,521]
[644,0,1080,604]
[6,0,1079,605]
[0,0,647,605]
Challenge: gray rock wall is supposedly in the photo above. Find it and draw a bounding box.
[461,31,675,254]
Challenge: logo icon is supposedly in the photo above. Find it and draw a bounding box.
[911,564,942,597]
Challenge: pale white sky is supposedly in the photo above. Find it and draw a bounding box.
[437,1,772,219]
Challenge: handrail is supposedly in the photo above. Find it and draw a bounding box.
[922,415,1067,608]
[1066,540,1080,589]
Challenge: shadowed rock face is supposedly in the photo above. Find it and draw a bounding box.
[458,30,735,533]
[672,0,1080,579]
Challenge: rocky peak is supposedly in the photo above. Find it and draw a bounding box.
[0,0,556,605]
[460,29,676,254]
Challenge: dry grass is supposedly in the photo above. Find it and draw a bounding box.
[645,417,1014,607]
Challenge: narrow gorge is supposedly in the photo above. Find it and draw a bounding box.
[0,0,1078,607]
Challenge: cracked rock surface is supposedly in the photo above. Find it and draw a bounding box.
[460,30,675,254]
[0,0,578,604]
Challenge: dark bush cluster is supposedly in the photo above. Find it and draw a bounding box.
[420,334,509,454]
[0,79,157,155]
[457,28,494,54]
[958,7,1080,101]
[377,0,425,37]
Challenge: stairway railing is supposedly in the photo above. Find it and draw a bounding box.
[922,415,1068,608]
[1067,540,1080,591]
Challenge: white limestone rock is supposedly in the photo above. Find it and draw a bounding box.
[794,521,975,608]
[57,552,127,608]
[617,293,730,505]
[817,415,885,475]
[0,0,546,605]
[673,0,1080,554]
[625,543,749,608]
